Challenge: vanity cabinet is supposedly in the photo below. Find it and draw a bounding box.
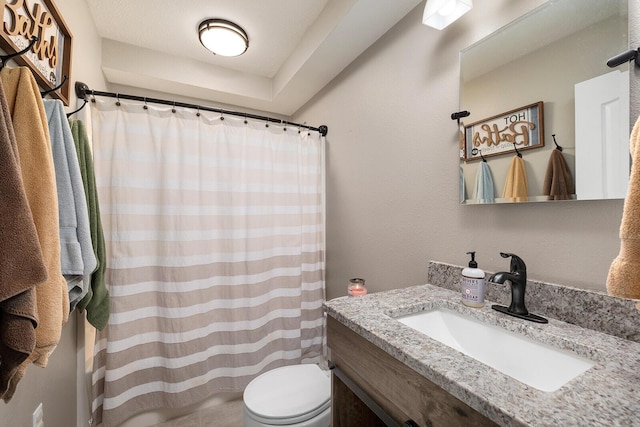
[327,317,497,427]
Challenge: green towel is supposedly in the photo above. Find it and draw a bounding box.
[69,119,110,330]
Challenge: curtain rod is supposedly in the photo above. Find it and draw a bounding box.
[74,81,328,136]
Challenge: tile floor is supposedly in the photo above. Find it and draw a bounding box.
[155,398,245,427]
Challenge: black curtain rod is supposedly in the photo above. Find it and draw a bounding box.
[74,81,328,136]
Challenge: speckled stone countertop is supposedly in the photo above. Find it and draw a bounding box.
[323,263,640,426]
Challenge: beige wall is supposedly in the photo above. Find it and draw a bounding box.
[293,0,638,301]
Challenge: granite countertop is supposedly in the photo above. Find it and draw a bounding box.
[323,283,640,426]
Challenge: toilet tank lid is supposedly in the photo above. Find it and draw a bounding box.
[243,364,331,420]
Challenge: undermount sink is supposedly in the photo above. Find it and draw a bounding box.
[396,307,595,392]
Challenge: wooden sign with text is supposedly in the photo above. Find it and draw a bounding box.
[1,0,72,104]
[463,102,544,161]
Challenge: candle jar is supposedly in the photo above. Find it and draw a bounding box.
[348,278,367,297]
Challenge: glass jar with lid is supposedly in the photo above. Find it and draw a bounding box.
[348,278,367,297]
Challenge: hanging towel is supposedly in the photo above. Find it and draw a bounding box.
[459,166,466,202]
[543,149,574,200]
[44,100,97,310]
[0,67,69,402]
[69,119,110,330]
[0,78,47,398]
[502,155,529,202]
[472,161,495,204]
[606,115,640,299]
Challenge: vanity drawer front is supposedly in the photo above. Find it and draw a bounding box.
[327,317,497,427]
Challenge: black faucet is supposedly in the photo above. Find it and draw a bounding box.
[488,252,548,324]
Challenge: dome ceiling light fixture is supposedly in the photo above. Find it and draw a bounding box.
[198,19,249,57]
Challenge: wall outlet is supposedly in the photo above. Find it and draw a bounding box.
[32,403,43,427]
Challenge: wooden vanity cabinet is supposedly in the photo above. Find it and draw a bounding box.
[327,317,498,427]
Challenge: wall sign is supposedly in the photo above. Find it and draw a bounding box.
[1,0,72,104]
[463,102,544,161]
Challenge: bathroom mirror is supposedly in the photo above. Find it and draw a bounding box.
[459,0,630,204]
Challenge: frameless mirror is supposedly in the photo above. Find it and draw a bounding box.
[459,0,630,204]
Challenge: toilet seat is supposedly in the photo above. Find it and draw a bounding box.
[243,364,331,425]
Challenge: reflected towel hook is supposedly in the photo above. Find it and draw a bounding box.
[513,143,522,158]
[552,134,563,151]
[451,110,470,125]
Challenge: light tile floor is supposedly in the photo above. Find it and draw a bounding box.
[155,398,245,427]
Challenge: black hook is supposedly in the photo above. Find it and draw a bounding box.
[552,134,563,151]
[41,75,68,96]
[513,143,522,158]
[479,149,487,162]
[66,99,88,118]
[0,36,38,70]
[451,110,470,125]
[607,47,640,68]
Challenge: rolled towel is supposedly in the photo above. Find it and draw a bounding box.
[607,114,640,299]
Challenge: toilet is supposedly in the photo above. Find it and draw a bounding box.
[242,364,331,427]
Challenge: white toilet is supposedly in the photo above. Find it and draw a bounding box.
[242,364,331,427]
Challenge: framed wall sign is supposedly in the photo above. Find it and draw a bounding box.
[1,0,73,105]
[463,102,544,161]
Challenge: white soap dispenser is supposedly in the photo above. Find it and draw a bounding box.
[461,251,485,308]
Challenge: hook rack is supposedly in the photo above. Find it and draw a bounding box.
[552,134,563,151]
[607,47,640,68]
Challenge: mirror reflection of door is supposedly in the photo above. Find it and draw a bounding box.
[575,70,630,200]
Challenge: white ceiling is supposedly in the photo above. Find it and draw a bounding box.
[85,0,422,116]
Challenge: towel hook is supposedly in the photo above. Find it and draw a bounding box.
[513,143,522,158]
[41,75,68,96]
[479,149,487,162]
[552,134,563,151]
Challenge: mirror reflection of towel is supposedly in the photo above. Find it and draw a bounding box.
[472,162,494,204]
[502,156,528,202]
[607,115,640,299]
[543,149,574,200]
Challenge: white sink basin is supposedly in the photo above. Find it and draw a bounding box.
[396,308,595,392]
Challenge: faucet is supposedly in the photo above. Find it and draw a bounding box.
[488,252,548,324]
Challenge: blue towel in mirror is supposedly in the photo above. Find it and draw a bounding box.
[472,161,495,204]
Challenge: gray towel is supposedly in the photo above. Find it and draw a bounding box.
[44,99,97,310]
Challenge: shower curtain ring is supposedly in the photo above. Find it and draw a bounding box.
[115,93,121,106]
[196,106,200,117]
[243,113,248,124]
[143,97,148,110]
[220,110,224,121]
[171,102,176,113]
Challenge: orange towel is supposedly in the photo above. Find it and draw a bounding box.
[502,155,528,202]
[0,67,69,401]
[607,115,640,299]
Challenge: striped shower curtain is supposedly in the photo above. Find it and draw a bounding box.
[88,98,326,427]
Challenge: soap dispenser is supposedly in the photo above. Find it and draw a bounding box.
[461,251,485,307]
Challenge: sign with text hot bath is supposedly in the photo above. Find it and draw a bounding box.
[1,0,72,104]
[463,102,544,161]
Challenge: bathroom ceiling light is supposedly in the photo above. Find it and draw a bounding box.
[422,0,472,30]
[199,19,249,57]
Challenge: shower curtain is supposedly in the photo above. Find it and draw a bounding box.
[88,99,326,427]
